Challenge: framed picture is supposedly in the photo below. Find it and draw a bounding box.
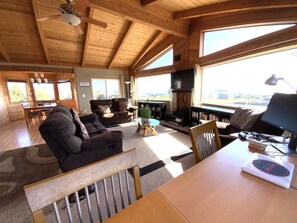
[79,82,90,87]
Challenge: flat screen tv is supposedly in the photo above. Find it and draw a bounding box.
[171,68,194,90]
[261,93,297,153]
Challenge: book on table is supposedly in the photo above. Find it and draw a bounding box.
[241,153,295,189]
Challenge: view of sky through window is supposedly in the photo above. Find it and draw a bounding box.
[204,24,294,55]
[144,48,173,70]
[202,24,297,108]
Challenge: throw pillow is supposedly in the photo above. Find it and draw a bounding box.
[70,108,90,141]
[97,105,111,114]
[119,102,128,111]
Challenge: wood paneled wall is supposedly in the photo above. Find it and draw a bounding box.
[0,72,77,123]
[0,72,9,125]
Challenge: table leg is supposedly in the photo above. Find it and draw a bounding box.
[151,126,158,136]
[143,128,148,137]
[136,123,142,133]
[24,110,29,128]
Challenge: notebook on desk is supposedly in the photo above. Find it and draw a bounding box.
[241,153,295,189]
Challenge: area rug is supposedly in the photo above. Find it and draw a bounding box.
[0,122,195,222]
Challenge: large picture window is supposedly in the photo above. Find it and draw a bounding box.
[58,80,72,100]
[136,74,170,101]
[7,80,28,103]
[201,48,297,108]
[92,78,120,99]
[33,82,55,101]
[203,24,294,56]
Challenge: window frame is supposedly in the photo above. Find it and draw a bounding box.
[136,73,171,101]
[6,79,29,103]
[91,78,121,99]
[32,81,56,102]
[57,80,73,101]
[200,23,297,109]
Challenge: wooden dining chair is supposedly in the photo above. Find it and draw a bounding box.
[21,103,42,126]
[189,120,222,163]
[24,148,142,223]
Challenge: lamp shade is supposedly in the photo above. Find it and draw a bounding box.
[264,74,283,86]
[60,14,81,26]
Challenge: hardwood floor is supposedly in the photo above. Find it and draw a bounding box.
[0,119,45,152]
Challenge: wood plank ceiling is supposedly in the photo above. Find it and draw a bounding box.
[0,0,297,71]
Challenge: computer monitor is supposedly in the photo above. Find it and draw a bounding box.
[261,93,297,154]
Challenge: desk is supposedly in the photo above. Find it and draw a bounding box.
[158,139,297,222]
[106,139,297,223]
[23,105,55,127]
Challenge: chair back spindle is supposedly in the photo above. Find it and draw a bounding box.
[189,120,222,163]
[24,148,142,223]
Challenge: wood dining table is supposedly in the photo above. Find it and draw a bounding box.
[23,105,55,127]
[105,139,297,223]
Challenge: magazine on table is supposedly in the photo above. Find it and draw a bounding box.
[241,153,295,189]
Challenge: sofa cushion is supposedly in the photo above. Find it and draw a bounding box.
[80,113,108,135]
[103,113,118,119]
[70,108,90,140]
[119,101,128,111]
[230,107,262,131]
[40,111,82,154]
[97,105,111,114]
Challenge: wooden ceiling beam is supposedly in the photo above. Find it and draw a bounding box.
[198,25,297,67]
[134,65,174,76]
[89,0,188,38]
[140,0,160,6]
[31,0,51,64]
[0,64,74,73]
[174,0,297,20]
[129,30,162,70]
[107,20,135,69]
[0,40,11,62]
[191,8,297,32]
[82,8,94,67]
[133,35,174,71]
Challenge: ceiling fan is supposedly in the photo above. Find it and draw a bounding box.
[37,0,107,34]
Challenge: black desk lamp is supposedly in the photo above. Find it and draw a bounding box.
[265,74,297,94]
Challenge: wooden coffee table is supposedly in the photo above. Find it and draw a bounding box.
[136,118,160,137]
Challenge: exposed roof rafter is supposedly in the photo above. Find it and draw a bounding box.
[0,40,11,62]
[31,0,51,64]
[107,20,135,69]
[140,0,160,6]
[174,0,297,20]
[89,0,188,38]
[130,30,162,70]
[82,8,94,67]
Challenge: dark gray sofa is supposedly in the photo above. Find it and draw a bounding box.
[90,98,136,126]
[39,105,124,172]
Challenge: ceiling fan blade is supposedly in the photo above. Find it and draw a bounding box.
[37,14,60,22]
[72,0,90,12]
[73,25,84,34]
[83,17,107,28]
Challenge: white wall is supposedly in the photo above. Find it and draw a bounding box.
[75,67,128,113]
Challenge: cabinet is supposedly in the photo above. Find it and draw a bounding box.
[138,101,166,120]
[190,105,235,127]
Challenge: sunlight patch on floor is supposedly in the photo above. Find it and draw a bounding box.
[164,162,185,177]
[143,132,191,161]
